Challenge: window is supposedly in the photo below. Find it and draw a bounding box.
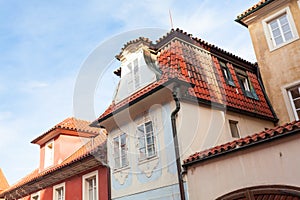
[31,192,40,200]
[236,70,258,100]
[82,170,98,200]
[44,139,54,168]
[127,58,141,93]
[229,120,240,138]
[268,14,293,46]
[263,7,299,50]
[53,183,65,200]
[287,85,300,120]
[137,121,156,161]
[219,60,235,86]
[113,133,128,169]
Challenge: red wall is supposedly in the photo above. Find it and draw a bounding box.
[21,166,108,200]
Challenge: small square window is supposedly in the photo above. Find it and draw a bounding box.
[219,61,235,87]
[287,85,300,120]
[229,120,240,138]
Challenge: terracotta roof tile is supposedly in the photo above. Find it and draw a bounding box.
[236,0,275,21]
[93,29,276,125]
[183,120,300,166]
[1,125,107,197]
[0,169,9,191]
[32,117,100,144]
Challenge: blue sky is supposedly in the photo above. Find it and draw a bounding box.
[0,0,259,184]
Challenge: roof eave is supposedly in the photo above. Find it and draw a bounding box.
[235,0,276,27]
[183,127,300,168]
[1,152,105,199]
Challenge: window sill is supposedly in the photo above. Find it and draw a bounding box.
[269,37,299,52]
[138,155,158,165]
[113,165,130,173]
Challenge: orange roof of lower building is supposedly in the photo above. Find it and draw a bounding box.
[31,117,100,145]
[0,128,107,199]
[183,120,300,166]
[0,168,9,192]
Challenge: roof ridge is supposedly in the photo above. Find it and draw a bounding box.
[154,28,255,65]
[0,168,9,191]
[236,0,275,21]
[31,117,100,144]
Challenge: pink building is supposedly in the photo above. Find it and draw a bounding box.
[0,117,109,200]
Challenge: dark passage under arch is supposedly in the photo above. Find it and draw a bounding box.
[217,185,300,200]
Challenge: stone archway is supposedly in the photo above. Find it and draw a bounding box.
[217,185,300,200]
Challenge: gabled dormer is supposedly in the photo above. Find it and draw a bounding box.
[31,117,101,171]
[113,37,161,103]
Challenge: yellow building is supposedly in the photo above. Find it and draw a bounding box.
[236,0,300,124]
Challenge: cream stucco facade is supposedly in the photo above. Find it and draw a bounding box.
[177,101,274,163]
[95,32,279,199]
[184,133,300,199]
[239,0,300,124]
[101,85,275,199]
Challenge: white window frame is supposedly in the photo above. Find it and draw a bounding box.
[53,182,65,200]
[229,120,240,138]
[282,81,300,121]
[31,191,40,200]
[44,139,54,168]
[113,133,128,169]
[82,170,98,200]
[127,58,141,93]
[262,7,299,51]
[137,121,157,161]
[287,85,300,120]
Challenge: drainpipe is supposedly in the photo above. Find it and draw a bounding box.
[255,63,278,125]
[171,87,186,200]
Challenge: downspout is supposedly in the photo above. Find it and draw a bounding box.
[255,63,279,125]
[171,88,186,200]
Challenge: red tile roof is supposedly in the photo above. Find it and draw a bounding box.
[1,125,107,199]
[183,120,300,166]
[236,0,275,22]
[92,29,277,126]
[0,169,9,192]
[32,117,100,144]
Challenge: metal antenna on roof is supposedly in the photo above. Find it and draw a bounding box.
[169,9,174,29]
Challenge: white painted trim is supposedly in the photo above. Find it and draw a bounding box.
[281,80,300,121]
[53,182,65,200]
[82,170,99,200]
[262,6,299,51]
[44,139,54,169]
[31,191,40,200]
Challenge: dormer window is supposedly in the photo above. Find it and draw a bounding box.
[114,49,157,103]
[44,140,54,168]
[236,69,258,100]
[219,60,235,87]
[127,58,141,93]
